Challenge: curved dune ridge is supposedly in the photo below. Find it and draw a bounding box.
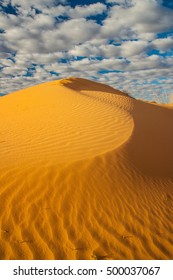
[0,77,133,165]
[0,77,173,260]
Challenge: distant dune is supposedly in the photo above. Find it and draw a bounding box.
[0,77,173,260]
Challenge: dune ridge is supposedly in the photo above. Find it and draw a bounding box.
[0,78,133,166]
[0,77,173,260]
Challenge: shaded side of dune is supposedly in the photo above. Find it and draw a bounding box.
[124,100,173,178]
[58,77,128,96]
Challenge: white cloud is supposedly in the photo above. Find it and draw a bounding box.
[69,43,120,58]
[28,14,55,29]
[128,54,168,71]
[40,3,107,20]
[1,9,100,53]
[41,5,69,17]
[3,1,106,19]
[106,0,134,7]
[102,0,173,40]
[151,37,173,51]
[1,0,173,103]
[10,0,66,9]
[120,40,149,57]
[42,18,100,52]
[2,65,26,75]
[68,3,107,18]
[0,13,20,30]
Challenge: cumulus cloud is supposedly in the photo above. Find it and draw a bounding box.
[69,42,120,58]
[0,0,173,102]
[120,40,149,57]
[106,0,134,7]
[8,0,66,9]
[68,3,107,18]
[102,0,173,40]
[1,11,100,53]
[151,37,173,51]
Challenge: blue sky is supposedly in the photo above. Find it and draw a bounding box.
[0,0,173,102]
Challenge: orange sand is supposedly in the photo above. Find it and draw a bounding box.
[0,77,173,260]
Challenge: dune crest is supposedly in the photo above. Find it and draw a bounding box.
[59,77,127,95]
[0,77,173,260]
[0,77,133,166]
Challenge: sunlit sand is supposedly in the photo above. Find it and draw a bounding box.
[0,77,173,260]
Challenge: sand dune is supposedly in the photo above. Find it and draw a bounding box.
[0,77,173,260]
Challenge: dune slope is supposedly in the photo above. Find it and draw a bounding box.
[0,77,173,260]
